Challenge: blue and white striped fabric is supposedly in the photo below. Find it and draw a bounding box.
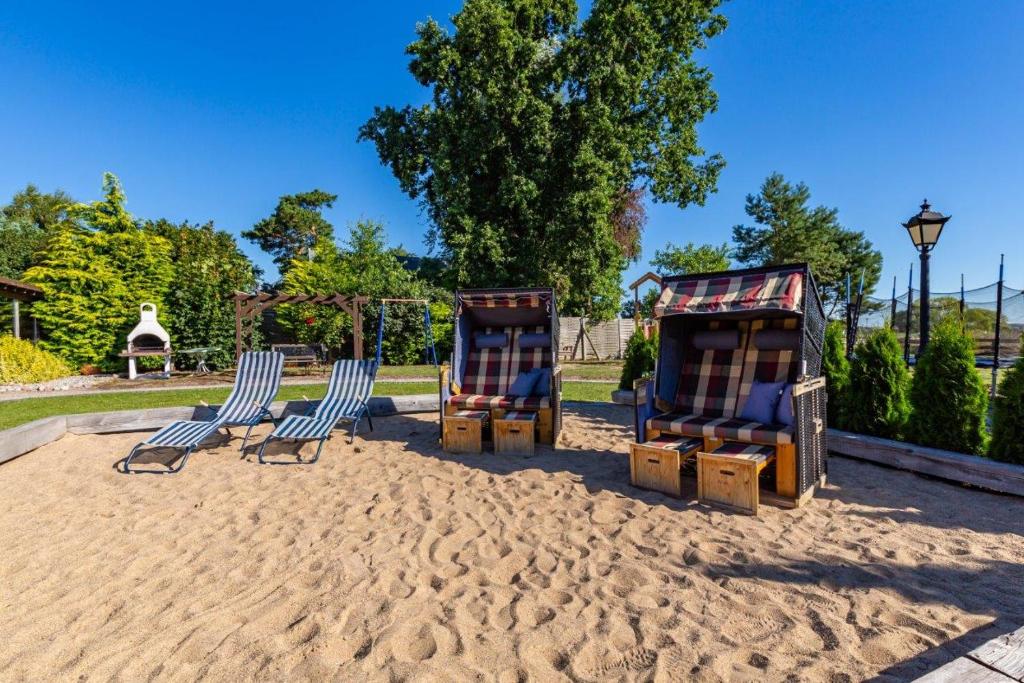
[141,351,284,448]
[270,359,376,440]
[144,419,222,447]
[214,351,285,426]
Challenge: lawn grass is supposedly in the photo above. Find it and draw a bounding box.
[0,381,620,431]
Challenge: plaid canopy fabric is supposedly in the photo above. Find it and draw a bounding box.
[655,269,804,318]
[647,412,794,445]
[457,291,549,314]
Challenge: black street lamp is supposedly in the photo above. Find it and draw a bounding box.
[902,199,950,353]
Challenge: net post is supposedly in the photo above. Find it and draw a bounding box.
[991,254,1004,402]
[903,264,914,364]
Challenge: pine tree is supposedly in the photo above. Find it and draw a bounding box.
[821,320,850,429]
[907,316,988,454]
[846,327,910,440]
[619,328,658,390]
[989,358,1024,464]
[24,226,129,368]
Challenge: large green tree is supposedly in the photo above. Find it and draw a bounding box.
[243,190,337,273]
[651,241,730,277]
[732,173,882,316]
[1,184,75,233]
[281,220,453,363]
[25,173,174,370]
[0,184,76,279]
[360,0,726,320]
[144,219,261,370]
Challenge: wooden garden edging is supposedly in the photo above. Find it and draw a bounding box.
[828,429,1024,497]
[0,394,439,467]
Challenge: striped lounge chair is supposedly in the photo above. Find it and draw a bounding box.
[257,359,377,465]
[120,351,285,474]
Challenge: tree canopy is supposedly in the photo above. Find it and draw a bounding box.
[360,0,727,320]
[243,190,337,273]
[650,241,730,278]
[732,173,882,316]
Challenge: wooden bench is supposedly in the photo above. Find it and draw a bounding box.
[271,343,325,370]
[629,435,704,498]
[697,442,776,515]
[494,410,537,456]
[443,410,489,454]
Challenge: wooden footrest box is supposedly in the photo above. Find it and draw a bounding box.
[629,435,703,498]
[697,442,775,515]
[494,410,537,456]
[444,410,489,454]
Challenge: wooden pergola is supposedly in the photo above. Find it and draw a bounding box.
[0,276,43,340]
[232,292,368,361]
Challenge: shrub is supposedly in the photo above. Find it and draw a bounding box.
[145,219,260,370]
[23,174,175,371]
[907,316,988,454]
[0,335,73,384]
[619,327,658,390]
[821,320,850,429]
[990,358,1024,464]
[846,327,910,440]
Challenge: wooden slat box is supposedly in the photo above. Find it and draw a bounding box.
[698,442,775,515]
[630,435,703,498]
[443,410,489,454]
[494,410,537,456]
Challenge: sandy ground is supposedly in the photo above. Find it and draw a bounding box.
[1,405,1023,682]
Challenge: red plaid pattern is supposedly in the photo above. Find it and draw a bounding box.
[655,269,803,318]
[452,410,489,421]
[708,441,775,460]
[501,410,538,422]
[450,394,551,410]
[647,412,794,445]
[457,292,547,313]
[457,325,551,406]
[674,320,744,418]
[736,317,800,416]
[643,434,703,453]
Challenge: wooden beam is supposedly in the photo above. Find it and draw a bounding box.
[0,416,67,466]
[829,429,1024,497]
[969,626,1024,680]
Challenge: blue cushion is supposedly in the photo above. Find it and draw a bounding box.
[739,380,785,425]
[692,330,740,350]
[775,383,795,426]
[531,367,551,397]
[508,371,540,397]
[519,332,551,348]
[475,332,508,349]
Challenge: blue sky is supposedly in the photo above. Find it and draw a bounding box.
[1,1,1021,302]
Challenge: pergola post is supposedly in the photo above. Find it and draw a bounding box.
[12,299,20,339]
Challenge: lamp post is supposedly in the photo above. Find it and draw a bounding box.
[901,199,950,354]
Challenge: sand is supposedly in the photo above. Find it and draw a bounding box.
[1,405,1023,682]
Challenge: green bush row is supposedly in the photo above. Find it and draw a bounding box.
[824,317,1024,463]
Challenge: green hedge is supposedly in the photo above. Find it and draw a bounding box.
[990,358,1024,464]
